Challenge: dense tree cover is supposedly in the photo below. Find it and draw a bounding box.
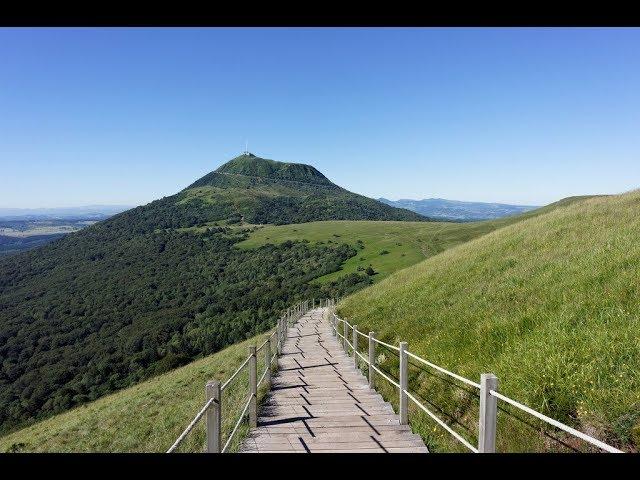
[0,222,371,433]
[0,234,66,256]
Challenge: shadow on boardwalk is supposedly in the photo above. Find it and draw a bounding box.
[239,308,428,453]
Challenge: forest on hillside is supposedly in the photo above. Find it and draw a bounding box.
[0,215,371,434]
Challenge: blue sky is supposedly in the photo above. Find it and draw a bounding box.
[1,27,639,208]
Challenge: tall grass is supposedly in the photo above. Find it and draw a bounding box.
[339,191,640,452]
[0,332,275,452]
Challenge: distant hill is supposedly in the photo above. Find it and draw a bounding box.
[339,192,638,452]
[0,205,132,221]
[378,197,538,221]
[0,233,67,257]
[0,153,424,434]
[0,209,131,256]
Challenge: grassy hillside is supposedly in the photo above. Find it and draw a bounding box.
[338,191,640,452]
[240,221,497,284]
[238,196,596,284]
[0,331,273,453]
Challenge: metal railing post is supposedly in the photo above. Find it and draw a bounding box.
[478,373,498,453]
[249,346,257,428]
[352,325,358,367]
[205,380,221,453]
[332,314,336,336]
[368,332,375,389]
[265,337,271,386]
[399,341,408,425]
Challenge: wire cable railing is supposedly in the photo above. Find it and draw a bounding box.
[328,309,623,454]
[167,396,218,453]
[489,390,622,453]
[370,362,401,389]
[221,355,252,392]
[405,350,481,390]
[221,395,253,453]
[404,389,479,452]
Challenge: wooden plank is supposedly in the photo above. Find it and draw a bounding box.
[248,432,424,442]
[239,307,429,454]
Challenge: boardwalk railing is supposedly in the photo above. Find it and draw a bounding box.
[167,298,320,453]
[329,308,623,453]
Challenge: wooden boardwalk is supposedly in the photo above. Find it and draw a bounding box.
[240,307,428,453]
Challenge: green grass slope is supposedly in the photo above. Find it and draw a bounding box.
[238,196,597,284]
[0,331,273,453]
[338,191,640,452]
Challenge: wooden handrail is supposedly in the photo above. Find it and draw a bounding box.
[167,298,327,453]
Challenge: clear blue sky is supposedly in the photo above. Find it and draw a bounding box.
[2,27,639,208]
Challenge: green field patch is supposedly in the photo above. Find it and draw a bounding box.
[238,219,522,284]
[235,199,589,284]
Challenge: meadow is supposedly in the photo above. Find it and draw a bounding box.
[338,192,640,452]
[237,198,588,284]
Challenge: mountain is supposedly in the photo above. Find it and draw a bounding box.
[193,153,334,187]
[378,197,538,221]
[339,191,640,451]
[0,153,424,434]
[180,153,427,224]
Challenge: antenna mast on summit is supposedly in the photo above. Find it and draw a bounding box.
[244,139,248,155]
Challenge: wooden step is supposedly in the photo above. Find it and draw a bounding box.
[240,307,428,454]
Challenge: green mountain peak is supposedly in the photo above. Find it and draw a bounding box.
[183,153,427,224]
[214,153,334,186]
